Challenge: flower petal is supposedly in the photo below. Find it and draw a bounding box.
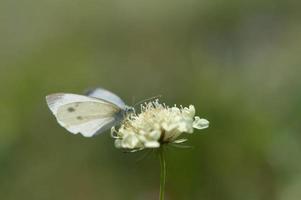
[122,135,140,149]
[173,138,188,144]
[193,117,209,129]
[144,141,160,148]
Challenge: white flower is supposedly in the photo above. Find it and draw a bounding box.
[111,100,209,151]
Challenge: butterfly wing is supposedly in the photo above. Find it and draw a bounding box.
[85,88,126,109]
[46,93,122,137]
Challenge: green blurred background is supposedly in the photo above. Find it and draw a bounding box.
[1,0,301,199]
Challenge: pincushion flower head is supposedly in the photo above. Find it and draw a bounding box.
[112,100,209,151]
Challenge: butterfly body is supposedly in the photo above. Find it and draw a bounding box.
[46,88,134,137]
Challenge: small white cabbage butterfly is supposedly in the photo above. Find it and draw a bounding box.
[46,88,134,137]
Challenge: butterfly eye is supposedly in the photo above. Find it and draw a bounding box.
[127,107,135,114]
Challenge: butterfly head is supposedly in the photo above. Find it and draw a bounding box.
[125,106,135,115]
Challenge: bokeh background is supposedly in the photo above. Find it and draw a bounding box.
[1,0,301,199]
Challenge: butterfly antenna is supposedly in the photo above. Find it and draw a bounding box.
[131,96,136,106]
[133,95,162,107]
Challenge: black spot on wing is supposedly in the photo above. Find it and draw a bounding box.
[68,107,76,112]
[77,116,83,120]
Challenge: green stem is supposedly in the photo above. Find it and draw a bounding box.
[159,146,166,200]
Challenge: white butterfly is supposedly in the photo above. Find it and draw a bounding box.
[46,88,134,137]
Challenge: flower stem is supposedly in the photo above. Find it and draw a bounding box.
[159,146,166,200]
